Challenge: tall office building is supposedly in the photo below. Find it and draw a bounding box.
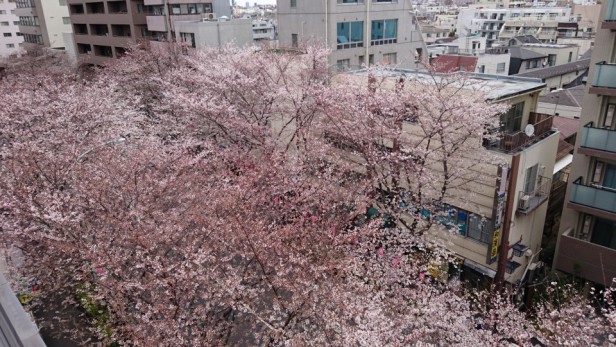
[277,0,426,69]
[68,0,148,65]
[0,0,23,56]
[15,0,72,49]
[553,0,616,287]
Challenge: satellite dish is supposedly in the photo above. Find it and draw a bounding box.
[525,124,535,137]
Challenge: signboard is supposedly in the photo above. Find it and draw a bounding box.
[487,163,508,264]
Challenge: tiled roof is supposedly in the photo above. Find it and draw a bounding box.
[552,115,580,141]
[538,85,585,108]
[509,47,547,60]
[516,59,590,79]
[431,55,478,73]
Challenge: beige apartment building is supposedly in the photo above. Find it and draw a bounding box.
[553,0,616,287]
[15,0,72,49]
[340,71,559,285]
[277,0,427,70]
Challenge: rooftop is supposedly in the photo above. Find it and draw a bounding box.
[348,69,545,101]
[516,58,590,79]
[509,47,548,60]
[521,43,578,48]
[552,115,580,140]
[538,85,585,108]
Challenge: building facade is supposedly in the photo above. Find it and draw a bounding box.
[144,0,231,41]
[553,0,616,287]
[277,0,426,70]
[457,7,572,47]
[15,0,72,49]
[68,0,148,65]
[175,18,253,48]
[0,0,23,56]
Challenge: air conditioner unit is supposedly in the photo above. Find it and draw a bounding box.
[520,195,531,209]
[202,13,217,21]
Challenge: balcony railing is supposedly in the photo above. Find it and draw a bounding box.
[484,113,554,154]
[554,227,616,286]
[570,177,616,214]
[517,176,551,214]
[580,121,616,154]
[592,62,616,89]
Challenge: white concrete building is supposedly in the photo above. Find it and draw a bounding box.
[0,0,23,56]
[457,7,572,47]
[175,18,253,48]
[252,19,275,42]
[277,0,426,70]
[15,0,72,49]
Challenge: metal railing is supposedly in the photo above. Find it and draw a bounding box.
[484,113,554,154]
[517,176,551,213]
[570,176,616,214]
[580,121,616,153]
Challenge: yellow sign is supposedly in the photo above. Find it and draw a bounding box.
[490,228,501,259]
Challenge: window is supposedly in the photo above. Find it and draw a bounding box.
[0,11,5,14]
[59,0,67,5]
[526,59,538,69]
[6,43,14,48]
[0,22,8,27]
[496,62,506,72]
[3,33,11,37]
[291,33,298,48]
[383,52,397,65]
[523,164,538,193]
[290,0,297,8]
[19,16,39,26]
[501,101,524,133]
[590,217,616,250]
[547,54,556,66]
[338,0,363,2]
[336,21,363,49]
[371,19,397,45]
[336,59,350,71]
[467,213,492,243]
[568,51,573,62]
[62,17,70,24]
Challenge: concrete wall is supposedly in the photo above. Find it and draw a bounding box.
[477,52,510,75]
[537,102,581,119]
[277,1,426,69]
[522,44,580,67]
[175,18,253,48]
[0,1,23,57]
[542,70,585,94]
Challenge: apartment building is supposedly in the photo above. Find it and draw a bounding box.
[68,0,148,65]
[277,0,426,70]
[457,7,572,47]
[553,0,616,287]
[342,70,558,285]
[15,0,72,49]
[144,0,231,41]
[0,0,23,56]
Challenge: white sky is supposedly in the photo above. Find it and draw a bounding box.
[251,0,277,4]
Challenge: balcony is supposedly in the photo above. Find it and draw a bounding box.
[517,176,551,215]
[554,227,616,285]
[602,0,616,29]
[589,63,616,96]
[578,122,616,161]
[484,112,554,154]
[569,177,616,220]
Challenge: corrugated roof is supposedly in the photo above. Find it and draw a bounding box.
[516,58,590,79]
[509,47,548,60]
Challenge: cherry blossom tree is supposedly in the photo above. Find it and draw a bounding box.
[0,44,613,346]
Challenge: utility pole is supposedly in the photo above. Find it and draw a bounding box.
[495,152,520,292]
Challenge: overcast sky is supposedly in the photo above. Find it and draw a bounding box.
[250,0,276,4]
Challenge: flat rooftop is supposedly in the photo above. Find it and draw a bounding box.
[347,69,546,101]
[522,43,578,48]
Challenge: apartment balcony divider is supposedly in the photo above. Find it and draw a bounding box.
[484,113,554,154]
[569,176,616,219]
[578,121,616,161]
[555,227,616,285]
[589,63,616,96]
[602,0,616,29]
[517,175,551,214]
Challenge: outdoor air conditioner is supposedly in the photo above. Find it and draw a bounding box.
[202,13,217,21]
[520,195,531,209]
